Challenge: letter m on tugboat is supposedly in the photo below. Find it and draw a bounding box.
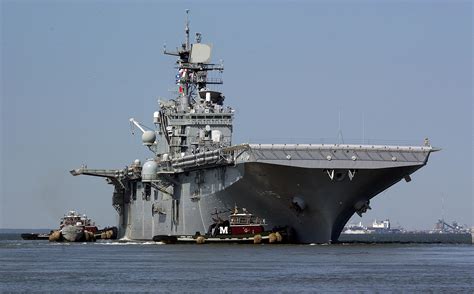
[219,226,228,234]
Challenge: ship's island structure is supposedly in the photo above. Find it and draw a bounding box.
[71,12,438,243]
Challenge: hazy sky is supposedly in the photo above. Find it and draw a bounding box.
[1,0,472,230]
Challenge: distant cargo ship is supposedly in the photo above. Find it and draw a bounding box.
[342,219,403,234]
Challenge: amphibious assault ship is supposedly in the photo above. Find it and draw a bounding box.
[71,12,438,243]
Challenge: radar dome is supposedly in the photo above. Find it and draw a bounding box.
[142,131,156,146]
[142,160,158,182]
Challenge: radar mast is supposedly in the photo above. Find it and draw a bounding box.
[164,10,224,112]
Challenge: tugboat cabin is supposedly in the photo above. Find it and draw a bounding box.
[228,208,265,235]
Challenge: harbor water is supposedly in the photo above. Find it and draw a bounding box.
[1,232,472,293]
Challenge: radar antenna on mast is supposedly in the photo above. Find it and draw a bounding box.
[185,9,190,50]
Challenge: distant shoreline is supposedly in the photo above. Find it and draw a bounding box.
[339,232,473,244]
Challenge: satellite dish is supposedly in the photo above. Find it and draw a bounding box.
[190,43,212,63]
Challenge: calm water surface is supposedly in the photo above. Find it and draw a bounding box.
[0,233,472,293]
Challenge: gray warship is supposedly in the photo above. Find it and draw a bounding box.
[71,12,438,243]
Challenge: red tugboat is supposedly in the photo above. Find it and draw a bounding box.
[60,210,98,233]
[209,206,265,236]
[154,206,290,244]
[21,210,118,242]
[48,211,117,242]
[49,211,99,242]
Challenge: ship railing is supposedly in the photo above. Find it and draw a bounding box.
[244,137,431,147]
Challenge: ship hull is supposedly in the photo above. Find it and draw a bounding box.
[68,19,437,244]
[119,161,425,243]
[61,225,84,242]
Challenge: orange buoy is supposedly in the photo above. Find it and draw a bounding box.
[253,234,262,244]
[275,232,283,242]
[196,236,206,244]
[268,233,277,243]
[48,230,62,242]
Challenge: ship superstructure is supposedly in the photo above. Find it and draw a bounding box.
[71,12,438,243]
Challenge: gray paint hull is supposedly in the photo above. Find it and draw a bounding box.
[119,161,424,243]
[61,225,84,242]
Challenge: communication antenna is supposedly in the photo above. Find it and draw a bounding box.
[337,110,345,144]
[185,9,190,49]
[362,113,365,144]
[441,194,445,222]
